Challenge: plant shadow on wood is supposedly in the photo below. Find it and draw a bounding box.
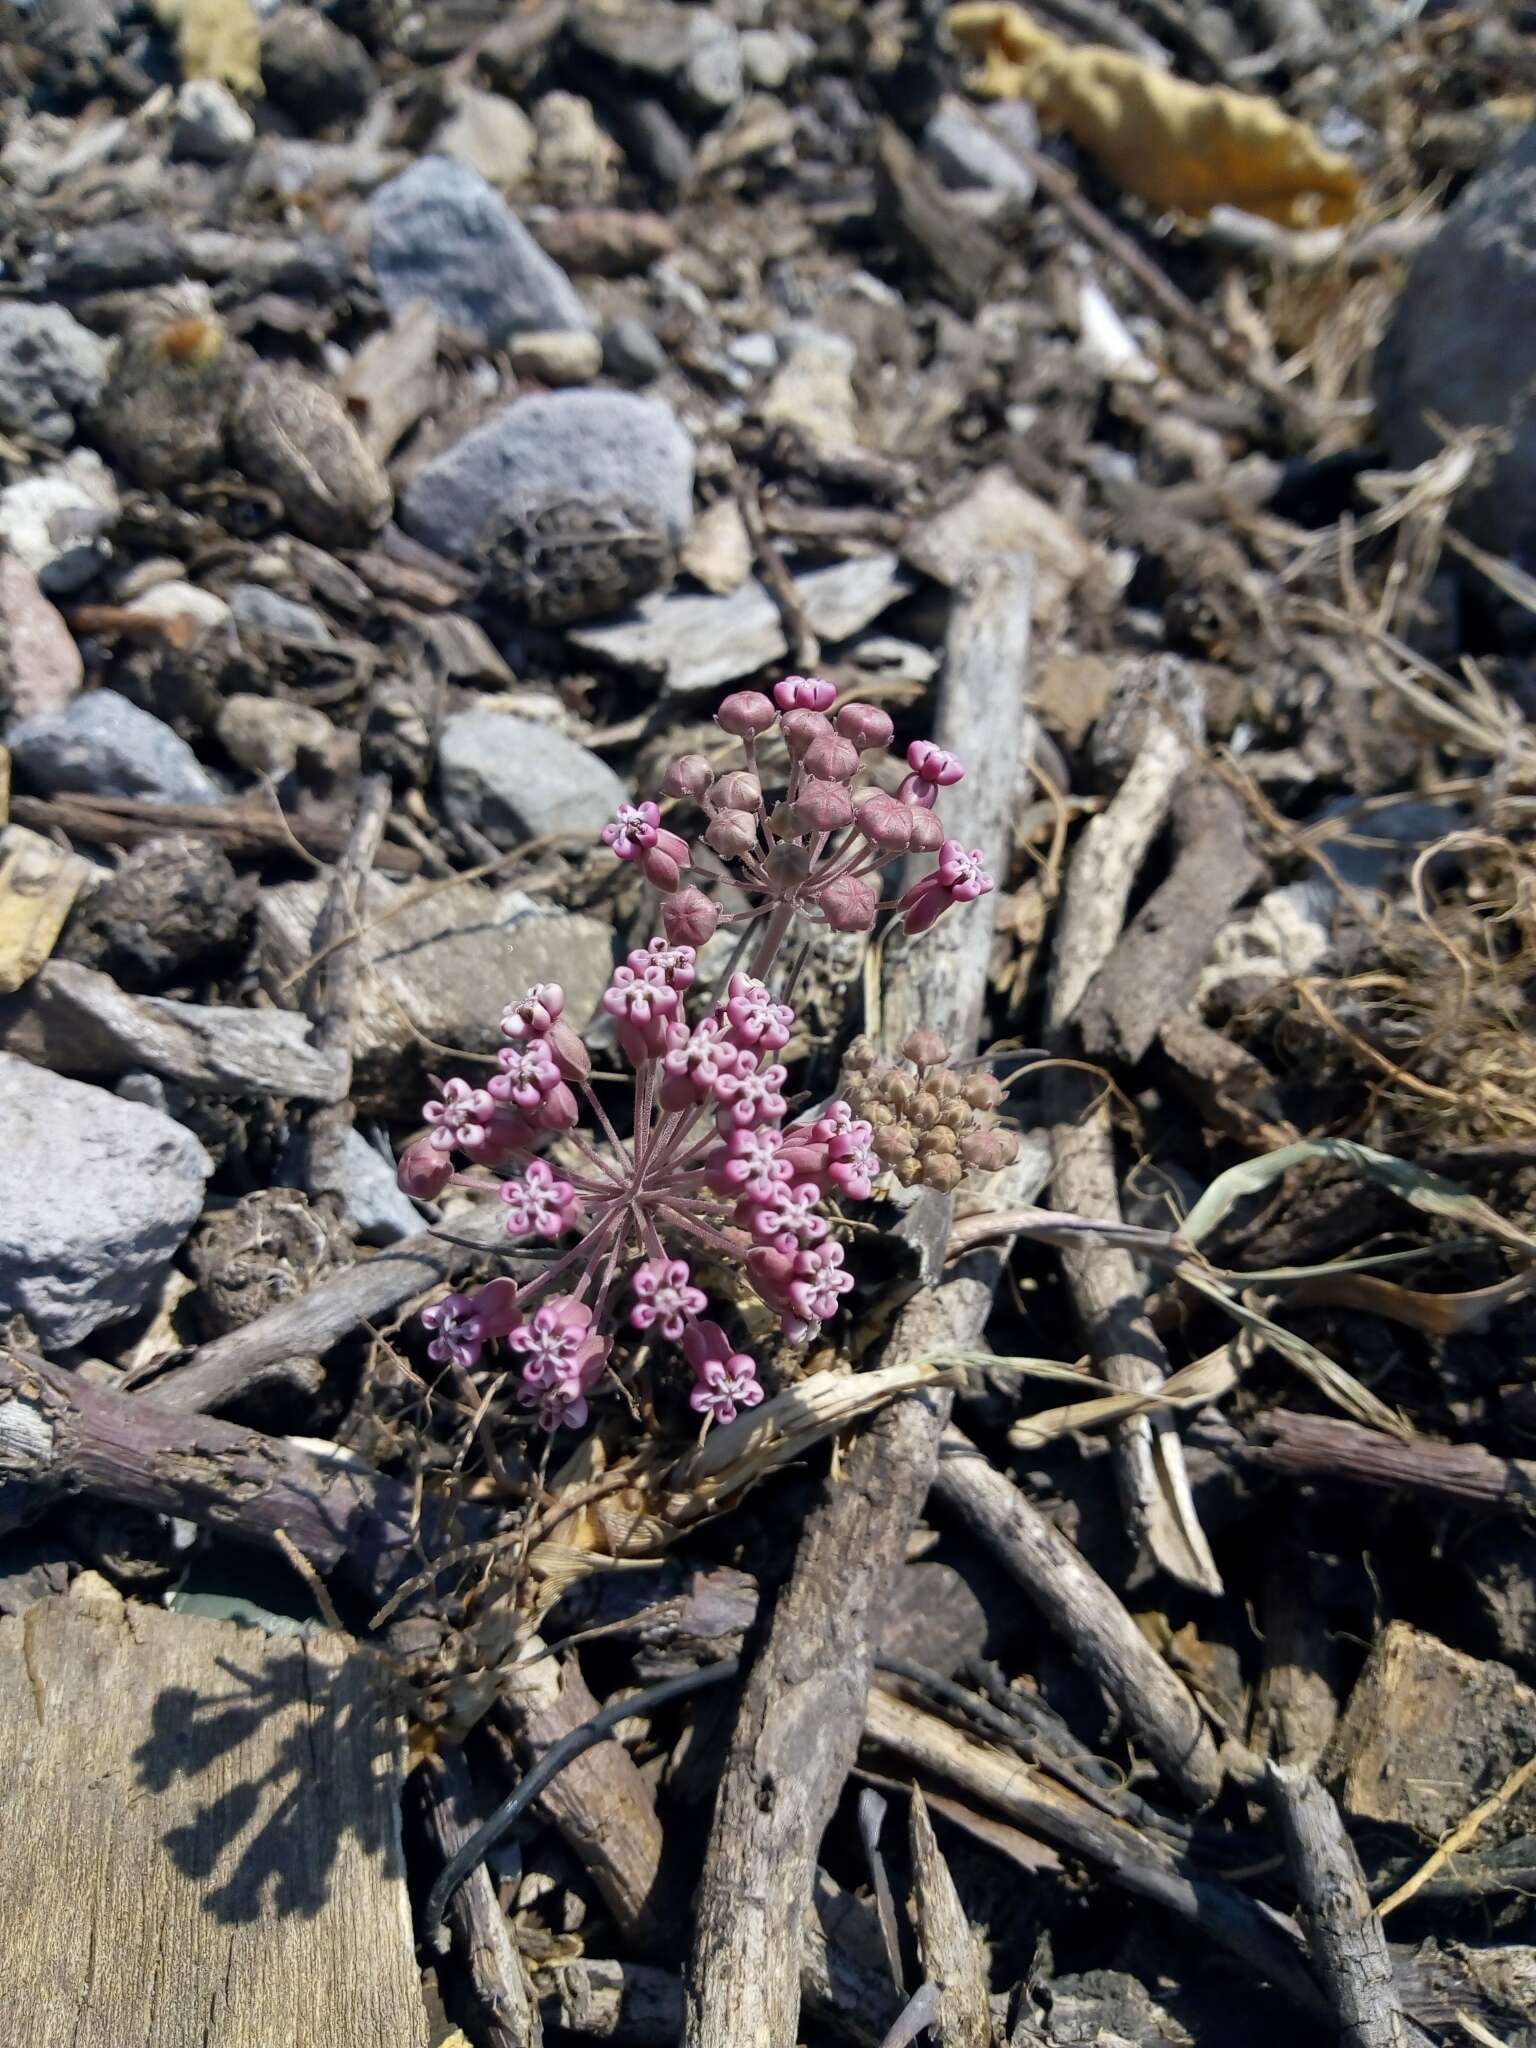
[132,1641,403,1923]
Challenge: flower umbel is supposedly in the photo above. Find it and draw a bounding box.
[404,953,877,1432]
[600,678,995,974]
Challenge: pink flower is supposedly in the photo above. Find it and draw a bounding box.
[422,1075,496,1155]
[629,1257,707,1342]
[521,1377,594,1431]
[421,1292,485,1371]
[464,1277,520,1343]
[628,937,697,990]
[742,1177,829,1254]
[501,983,565,1038]
[660,1017,740,1110]
[706,1123,791,1199]
[773,675,837,713]
[713,1058,788,1130]
[786,1241,855,1339]
[508,1294,605,1390]
[602,801,661,859]
[721,973,794,1055]
[826,1121,879,1202]
[684,1321,764,1426]
[490,1039,563,1112]
[602,964,681,1063]
[900,742,965,809]
[897,841,994,935]
[501,1158,582,1240]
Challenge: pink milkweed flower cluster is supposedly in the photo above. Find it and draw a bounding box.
[600,676,996,975]
[400,950,872,1433]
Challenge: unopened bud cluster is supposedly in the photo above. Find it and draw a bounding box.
[841,1031,1019,1194]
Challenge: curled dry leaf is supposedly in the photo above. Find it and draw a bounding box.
[947,3,1361,227]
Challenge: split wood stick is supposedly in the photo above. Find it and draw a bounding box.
[866,1688,1326,2018]
[298,770,392,1210]
[8,790,420,872]
[682,553,1036,2048]
[1044,663,1220,1594]
[1269,1763,1407,2048]
[930,1427,1222,1805]
[412,1747,542,2048]
[908,1789,993,2048]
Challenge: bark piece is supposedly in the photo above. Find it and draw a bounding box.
[908,1788,996,2048]
[1269,1763,1406,2048]
[0,1581,427,2048]
[875,120,1008,313]
[413,1748,541,2048]
[1078,776,1263,1062]
[1325,1623,1536,1849]
[1248,1409,1536,1517]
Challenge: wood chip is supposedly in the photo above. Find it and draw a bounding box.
[0,825,92,996]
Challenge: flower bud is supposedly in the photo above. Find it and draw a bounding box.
[710,770,762,812]
[906,806,944,854]
[779,707,831,759]
[641,844,683,892]
[396,1139,452,1200]
[836,701,894,749]
[802,731,859,784]
[902,1029,948,1067]
[773,675,837,713]
[820,873,878,932]
[546,1018,591,1082]
[788,778,853,832]
[963,1072,1004,1110]
[924,1154,964,1192]
[717,689,776,737]
[705,808,759,860]
[664,886,720,946]
[961,1127,1020,1170]
[856,791,913,852]
[665,752,714,800]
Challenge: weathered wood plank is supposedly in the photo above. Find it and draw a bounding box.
[0,1581,427,2048]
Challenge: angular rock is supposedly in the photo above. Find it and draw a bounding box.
[7,690,223,805]
[399,389,694,618]
[680,494,752,594]
[0,961,345,1101]
[342,1128,426,1245]
[228,584,334,645]
[0,304,110,447]
[260,5,376,131]
[1,554,82,719]
[57,835,246,989]
[123,581,233,642]
[1375,125,1536,555]
[760,326,861,458]
[569,553,914,696]
[369,156,590,347]
[0,1053,210,1347]
[601,316,667,385]
[438,709,626,847]
[216,693,339,779]
[436,86,536,189]
[570,0,742,116]
[533,92,622,205]
[924,94,1038,208]
[257,875,613,1110]
[0,450,118,594]
[172,79,255,163]
[507,329,603,385]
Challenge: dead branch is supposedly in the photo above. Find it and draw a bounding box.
[1247,1412,1536,1517]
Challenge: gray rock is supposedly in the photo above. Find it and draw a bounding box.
[739,27,809,91]
[924,94,1037,205]
[229,582,335,644]
[400,388,694,559]
[436,85,536,188]
[0,304,110,446]
[602,316,668,385]
[8,690,223,804]
[369,156,590,347]
[438,709,626,847]
[0,449,118,592]
[1375,125,1536,556]
[0,1053,210,1346]
[172,79,255,163]
[216,693,339,779]
[124,581,233,642]
[257,874,613,1111]
[343,1128,425,1244]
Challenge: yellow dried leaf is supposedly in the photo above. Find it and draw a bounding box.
[947,2,1359,227]
[153,0,263,96]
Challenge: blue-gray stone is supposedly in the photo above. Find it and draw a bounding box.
[8,690,223,804]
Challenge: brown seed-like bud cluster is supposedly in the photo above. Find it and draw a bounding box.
[841,1031,1020,1194]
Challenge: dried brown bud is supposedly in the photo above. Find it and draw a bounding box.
[902,1028,948,1067]
[963,1073,1004,1110]
[924,1155,964,1192]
